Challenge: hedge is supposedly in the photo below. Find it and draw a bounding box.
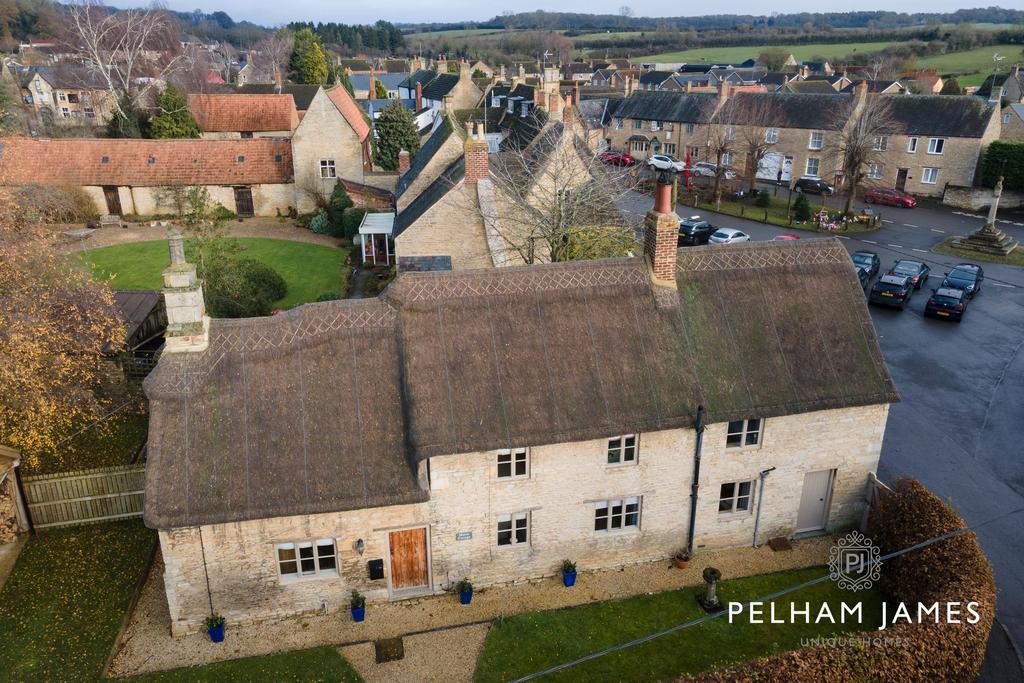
[687,478,995,683]
[980,140,1024,192]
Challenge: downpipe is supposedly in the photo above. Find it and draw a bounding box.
[752,466,777,548]
[686,405,705,555]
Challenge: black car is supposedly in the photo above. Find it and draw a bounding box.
[868,274,913,309]
[925,287,968,322]
[794,176,835,195]
[678,216,716,246]
[941,263,984,299]
[851,251,880,279]
[856,265,872,290]
[886,259,931,290]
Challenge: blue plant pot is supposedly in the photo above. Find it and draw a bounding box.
[351,606,365,622]
[207,623,225,643]
[459,588,473,605]
[563,570,577,587]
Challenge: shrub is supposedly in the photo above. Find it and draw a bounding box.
[792,192,812,222]
[755,190,771,208]
[342,208,368,239]
[295,213,316,229]
[309,211,332,235]
[315,291,342,302]
[13,184,99,223]
[980,140,1024,192]
[327,183,354,226]
[203,257,288,318]
[212,204,237,221]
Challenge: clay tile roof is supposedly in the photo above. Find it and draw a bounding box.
[188,93,299,133]
[0,137,293,186]
[326,85,370,142]
[143,239,897,529]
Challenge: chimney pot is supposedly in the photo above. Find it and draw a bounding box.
[643,175,680,286]
[398,149,411,174]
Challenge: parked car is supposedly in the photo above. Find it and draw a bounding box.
[771,233,801,241]
[925,286,969,322]
[692,161,737,179]
[886,259,930,290]
[865,188,917,208]
[868,274,914,309]
[678,216,716,246]
[647,154,685,172]
[709,228,750,244]
[851,251,880,279]
[856,265,872,290]
[794,176,835,195]
[600,151,635,166]
[941,263,984,299]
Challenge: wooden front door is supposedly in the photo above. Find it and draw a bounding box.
[388,527,429,591]
[233,186,254,217]
[895,168,908,192]
[102,186,122,215]
[796,469,835,533]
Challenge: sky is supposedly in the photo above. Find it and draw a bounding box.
[153,2,993,27]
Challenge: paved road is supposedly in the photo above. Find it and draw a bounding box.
[620,191,1024,675]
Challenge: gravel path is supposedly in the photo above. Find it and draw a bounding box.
[109,536,834,678]
[339,623,490,683]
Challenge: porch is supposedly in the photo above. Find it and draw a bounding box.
[358,212,395,266]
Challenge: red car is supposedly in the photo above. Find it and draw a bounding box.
[600,151,635,166]
[864,188,917,208]
[771,233,801,241]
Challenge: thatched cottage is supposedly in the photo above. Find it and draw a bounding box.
[143,184,897,635]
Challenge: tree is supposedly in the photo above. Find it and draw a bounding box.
[831,94,901,214]
[0,188,125,465]
[289,27,329,85]
[705,108,739,207]
[149,85,200,139]
[256,29,294,82]
[792,189,812,222]
[940,76,962,94]
[472,68,487,79]
[338,70,354,96]
[374,100,420,171]
[758,47,791,71]
[373,79,388,99]
[106,93,147,138]
[724,93,783,192]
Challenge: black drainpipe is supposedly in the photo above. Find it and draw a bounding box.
[686,405,705,555]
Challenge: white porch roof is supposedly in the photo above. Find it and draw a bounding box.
[358,211,395,236]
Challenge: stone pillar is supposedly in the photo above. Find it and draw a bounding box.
[162,229,210,353]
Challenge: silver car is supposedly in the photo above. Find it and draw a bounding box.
[647,154,685,172]
[708,228,750,244]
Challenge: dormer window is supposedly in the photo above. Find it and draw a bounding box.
[520,102,529,117]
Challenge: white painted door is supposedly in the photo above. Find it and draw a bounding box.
[796,469,834,533]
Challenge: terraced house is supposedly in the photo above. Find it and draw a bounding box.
[143,179,897,636]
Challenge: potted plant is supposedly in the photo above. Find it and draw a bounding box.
[673,550,691,569]
[350,589,366,622]
[456,577,473,605]
[203,614,225,643]
[561,559,577,587]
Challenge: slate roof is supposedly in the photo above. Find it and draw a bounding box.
[114,290,161,343]
[399,69,438,90]
[786,80,841,94]
[144,238,898,528]
[576,97,623,129]
[639,70,675,87]
[19,65,107,90]
[840,80,902,94]
[421,73,459,100]
[393,156,464,237]
[975,71,1023,100]
[395,116,455,202]
[885,95,996,137]
[326,85,371,141]
[0,137,294,186]
[614,91,717,123]
[349,73,406,93]
[235,84,321,111]
[188,94,299,132]
[719,92,854,129]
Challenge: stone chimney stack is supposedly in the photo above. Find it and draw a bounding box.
[437,56,448,74]
[685,80,692,94]
[1011,64,1020,77]
[562,94,573,124]
[518,64,525,80]
[369,69,376,99]
[459,59,470,80]
[442,94,453,113]
[415,82,423,111]
[989,86,1004,105]
[499,64,506,79]
[274,66,282,95]
[245,50,253,66]
[464,123,489,185]
[536,90,547,111]
[162,229,209,353]
[717,79,731,107]
[398,149,410,174]
[643,174,680,287]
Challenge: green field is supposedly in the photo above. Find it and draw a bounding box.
[918,44,1023,86]
[405,28,510,40]
[77,238,348,309]
[640,41,903,64]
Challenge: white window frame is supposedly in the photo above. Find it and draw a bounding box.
[61,107,70,118]
[497,448,528,479]
[594,497,641,532]
[1003,112,1012,124]
[633,119,643,130]
[497,512,529,547]
[872,135,888,151]
[867,163,883,180]
[805,157,820,176]
[725,126,736,141]
[275,539,338,581]
[650,120,661,131]
[319,159,336,178]
[765,128,779,144]
[922,167,940,185]
[685,122,695,135]
[719,481,754,514]
[726,418,763,448]
[722,151,734,166]
[808,131,823,150]
[607,434,638,465]
[927,138,944,155]
[907,137,918,153]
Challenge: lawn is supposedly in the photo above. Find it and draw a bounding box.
[678,190,879,233]
[76,238,349,309]
[933,236,1024,266]
[127,646,362,682]
[21,407,149,476]
[0,521,156,682]
[474,566,884,683]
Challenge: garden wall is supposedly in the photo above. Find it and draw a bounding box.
[942,184,1024,210]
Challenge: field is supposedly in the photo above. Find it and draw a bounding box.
[639,41,897,64]
[405,28,509,40]
[918,44,1023,86]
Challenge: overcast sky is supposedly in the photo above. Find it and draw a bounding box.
[154,2,990,27]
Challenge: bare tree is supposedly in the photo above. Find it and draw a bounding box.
[704,115,738,208]
[723,94,783,192]
[831,93,902,214]
[256,29,294,83]
[65,1,188,119]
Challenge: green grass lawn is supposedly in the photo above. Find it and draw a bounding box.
[127,646,362,682]
[22,408,149,476]
[0,521,156,682]
[918,44,1023,86]
[933,236,1024,266]
[76,238,349,309]
[474,567,883,683]
[678,191,878,234]
[641,41,897,64]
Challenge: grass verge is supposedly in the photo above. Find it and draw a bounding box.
[22,407,148,476]
[76,238,350,309]
[127,646,362,682]
[682,193,880,234]
[0,521,156,682]
[932,236,1024,266]
[474,566,883,683]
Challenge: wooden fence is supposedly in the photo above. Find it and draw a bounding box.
[22,464,145,530]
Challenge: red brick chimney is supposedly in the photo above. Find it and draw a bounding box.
[369,69,376,100]
[464,123,489,184]
[398,149,410,174]
[536,90,547,110]
[415,82,423,111]
[644,175,680,286]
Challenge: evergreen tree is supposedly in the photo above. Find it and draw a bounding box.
[940,76,961,95]
[338,70,354,95]
[373,101,420,171]
[792,192,812,222]
[149,86,201,139]
[106,94,147,138]
[374,79,388,99]
[289,28,329,85]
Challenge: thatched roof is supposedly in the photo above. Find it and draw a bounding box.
[144,239,897,529]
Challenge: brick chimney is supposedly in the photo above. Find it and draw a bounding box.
[717,79,731,107]
[574,80,581,107]
[415,82,423,111]
[562,94,573,124]
[464,123,489,185]
[162,229,209,353]
[398,149,410,174]
[536,90,547,110]
[643,175,680,287]
[369,69,376,99]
